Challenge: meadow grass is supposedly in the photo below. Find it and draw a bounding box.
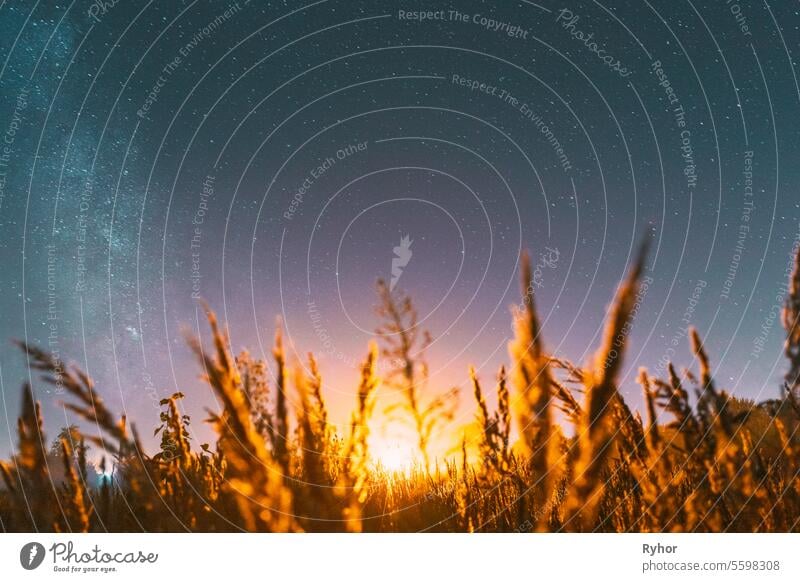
[1,247,798,532]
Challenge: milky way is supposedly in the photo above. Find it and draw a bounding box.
[1,0,799,455]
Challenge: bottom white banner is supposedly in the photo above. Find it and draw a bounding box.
[0,533,796,581]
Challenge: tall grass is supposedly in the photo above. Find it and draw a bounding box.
[1,247,798,532]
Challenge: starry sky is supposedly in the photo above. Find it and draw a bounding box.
[1,0,799,457]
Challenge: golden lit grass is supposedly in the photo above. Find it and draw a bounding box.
[1,246,799,532]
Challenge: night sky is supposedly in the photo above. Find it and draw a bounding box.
[1,0,799,458]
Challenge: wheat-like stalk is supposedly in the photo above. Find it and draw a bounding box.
[508,252,559,530]
[188,309,294,532]
[563,241,648,531]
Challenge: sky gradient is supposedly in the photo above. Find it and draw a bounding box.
[1,0,799,459]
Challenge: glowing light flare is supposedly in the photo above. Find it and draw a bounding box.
[368,435,419,474]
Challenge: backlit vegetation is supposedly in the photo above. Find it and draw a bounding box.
[1,246,798,532]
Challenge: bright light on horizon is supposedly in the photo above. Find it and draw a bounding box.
[369,436,419,474]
